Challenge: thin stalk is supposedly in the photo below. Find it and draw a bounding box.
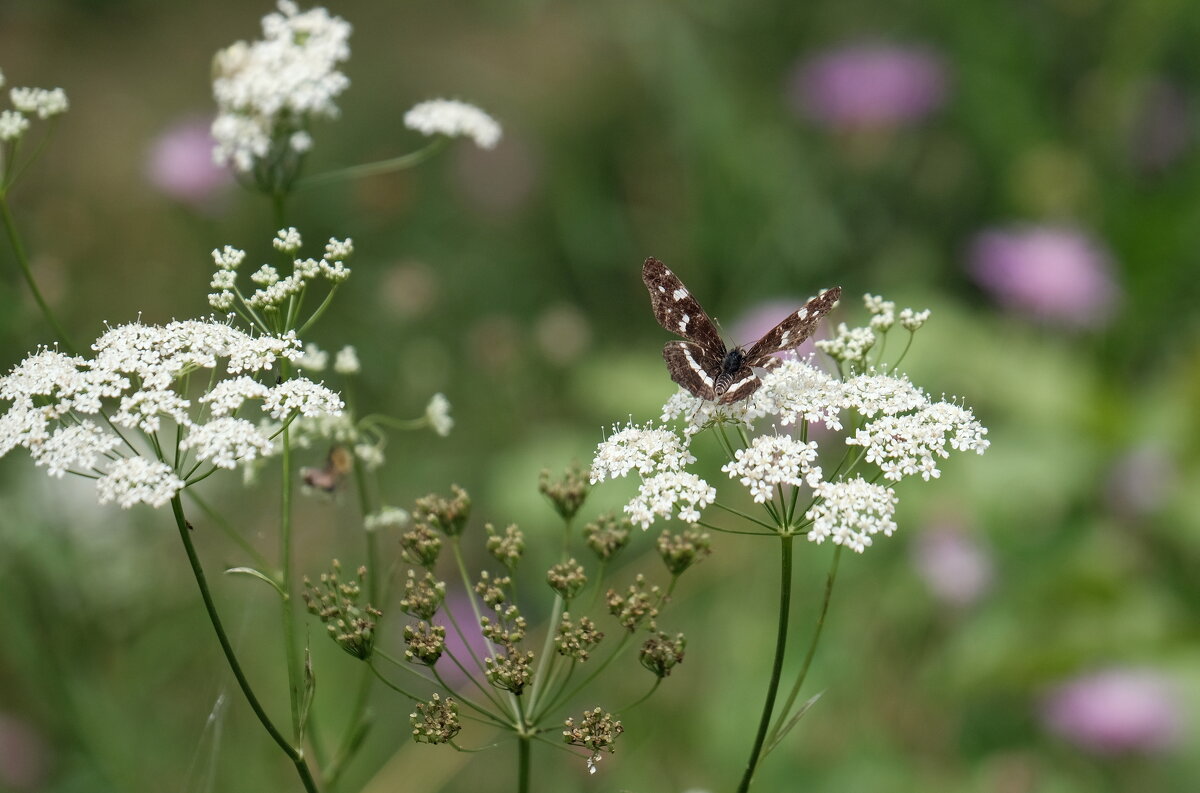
[765,546,842,753]
[517,734,532,793]
[296,140,447,187]
[710,502,778,532]
[1,197,76,352]
[527,516,573,714]
[169,496,320,793]
[734,534,794,793]
[279,416,304,742]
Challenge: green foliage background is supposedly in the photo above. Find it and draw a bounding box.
[0,1,1197,791]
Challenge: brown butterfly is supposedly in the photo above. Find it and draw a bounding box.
[642,257,841,403]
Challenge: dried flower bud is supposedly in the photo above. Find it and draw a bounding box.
[302,559,382,660]
[605,575,660,632]
[656,527,712,576]
[411,694,461,745]
[547,558,588,601]
[404,621,447,665]
[539,464,591,521]
[399,523,443,567]
[640,631,686,678]
[563,707,623,755]
[399,570,446,621]
[413,485,470,536]
[485,523,525,569]
[555,612,604,662]
[475,571,511,610]
[481,613,527,645]
[484,650,535,694]
[583,513,632,562]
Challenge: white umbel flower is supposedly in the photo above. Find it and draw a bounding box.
[847,401,990,481]
[181,417,274,469]
[365,505,410,531]
[842,372,928,418]
[0,109,29,141]
[626,471,715,529]
[211,1,351,171]
[591,422,695,483]
[9,86,68,119]
[815,323,876,364]
[96,458,185,509]
[805,478,898,553]
[721,435,822,503]
[263,378,344,419]
[333,345,360,374]
[404,99,502,149]
[425,393,453,437]
[198,376,271,417]
[295,342,329,372]
[751,358,848,431]
[31,422,120,478]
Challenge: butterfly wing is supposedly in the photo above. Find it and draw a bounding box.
[642,258,726,360]
[662,341,720,401]
[743,286,842,363]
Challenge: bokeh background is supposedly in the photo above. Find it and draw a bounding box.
[1,0,1198,791]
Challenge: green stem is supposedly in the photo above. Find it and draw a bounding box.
[0,197,76,353]
[765,546,842,755]
[296,140,447,188]
[169,496,320,793]
[735,534,794,793]
[517,734,532,793]
[279,415,304,742]
[527,516,572,715]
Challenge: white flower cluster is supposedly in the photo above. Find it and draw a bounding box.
[0,320,344,509]
[211,1,351,172]
[592,293,988,547]
[208,229,353,313]
[364,505,411,531]
[0,70,67,142]
[425,393,453,437]
[805,478,898,553]
[721,435,822,503]
[404,99,502,150]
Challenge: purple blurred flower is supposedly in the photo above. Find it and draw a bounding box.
[435,593,493,684]
[789,42,949,130]
[145,118,233,208]
[0,714,50,791]
[968,226,1120,327]
[911,523,993,607]
[1129,79,1191,175]
[1041,668,1182,755]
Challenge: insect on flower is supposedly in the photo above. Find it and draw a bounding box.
[642,258,841,403]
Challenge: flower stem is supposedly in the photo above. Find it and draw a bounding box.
[169,496,321,793]
[279,410,305,744]
[517,734,532,793]
[735,534,794,793]
[296,140,447,187]
[0,196,77,353]
[765,545,842,755]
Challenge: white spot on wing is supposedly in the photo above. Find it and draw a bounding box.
[795,308,808,320]
[679,313,690,332]
[683,348,714,388]
[673,287,689,300]
[658,286,666,293]
[779,331,790,346]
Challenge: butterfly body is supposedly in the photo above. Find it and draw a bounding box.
[642,257,840,404]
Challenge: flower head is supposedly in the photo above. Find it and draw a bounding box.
[211,1,351,174]
[1041,668,1182,754]
[146,118,233,207]
[805,478,898,553]
[425,393,453,436]
[404,99,501,149]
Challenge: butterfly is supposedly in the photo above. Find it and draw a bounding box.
[642,257,841,404]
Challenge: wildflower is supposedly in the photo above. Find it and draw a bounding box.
[425,393,453,436]
[563,707,623,763]
[640,632,686,678]
[364,506,410,531]
[815,322,876,365]
[591,422,695,483]
[748,358,847,431]
[9,86,69,119]
[721,435,822,503]
[846,400,990,481]
[555,613,604,662]
[262,379,344,419]
[606,575,660,632]
[0,109,29,142]
[403,621,446,665]
[333,345,360,374]
[180,417,273,469]
[302,560,381,659]
[398,523,442,567]
[145,118,232,207]
[294,343,328,372]
[911,523,993,607]
[788,42,947,130]
[484,650,535,694]
[412,485,470,536]
[410,694,460,745]
[398,570,445,621]
[404,99,502,149]
[485,523,525,569]
[583,513,632,562]
[1041,668,1181,754]
[656,528,712,576]
[546,559,588,601]
[805,478,898,553]
[539,463,590,521]
[968,226,1119,327]
[96,458,186,509]
[626,471,715,529]
[211,1,351,175]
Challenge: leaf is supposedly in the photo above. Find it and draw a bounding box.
[763,691,823,757]
[224,566,286,598]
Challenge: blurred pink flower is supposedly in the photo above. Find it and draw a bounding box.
[1040,668,1183,755]
[435,593,493,684]
[145,118,233,207]
[0,714,50,791]
[968,226,1120,327]
[789,42,949,130]
[910,523,993,607]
